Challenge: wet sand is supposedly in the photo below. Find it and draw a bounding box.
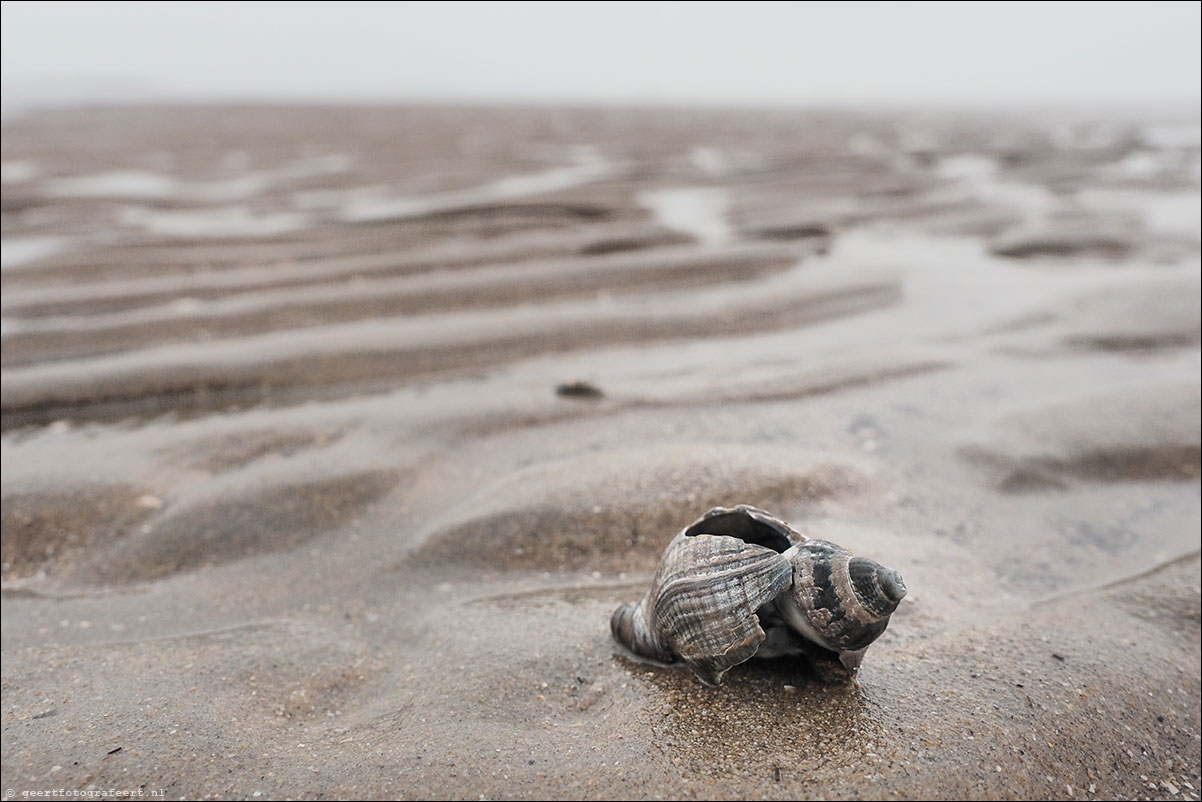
[1,105,1199,800]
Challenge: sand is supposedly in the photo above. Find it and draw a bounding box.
[1,104,1199,800]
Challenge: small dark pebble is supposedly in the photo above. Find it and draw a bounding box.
[556,380,603,399]
[754,223,830,242]
[1052,653,1065,661]
[32,709,57,720]
[528,759,536,765]
[774,767,782,782]
[107,747,122,755]
[1015,683,1024,688]
[1157,715,1165,723]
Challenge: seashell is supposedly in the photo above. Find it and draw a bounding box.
[775,538,908,674]
[611,504,906,685]
[611,529,793,686]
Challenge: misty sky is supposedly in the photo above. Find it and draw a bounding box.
[2,1,1200,107]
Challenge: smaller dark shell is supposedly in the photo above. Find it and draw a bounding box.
[778,539,907,654]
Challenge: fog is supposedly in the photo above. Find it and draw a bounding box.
[2,0,1200,108]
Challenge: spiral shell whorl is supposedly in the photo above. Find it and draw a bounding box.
[848,557,907,617]
[785,539,905,653]
[610,597,669,662]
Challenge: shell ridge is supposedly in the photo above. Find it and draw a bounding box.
[650,534,791,681]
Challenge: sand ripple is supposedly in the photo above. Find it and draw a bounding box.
[1,105,1198,800]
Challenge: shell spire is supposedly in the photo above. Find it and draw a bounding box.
[776,539,907,670]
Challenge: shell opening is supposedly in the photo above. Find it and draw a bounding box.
[682,509,793,553]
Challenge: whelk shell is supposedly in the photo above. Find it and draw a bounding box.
[611,505,906,686]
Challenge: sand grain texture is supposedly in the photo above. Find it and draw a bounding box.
[2,105,1199,800]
